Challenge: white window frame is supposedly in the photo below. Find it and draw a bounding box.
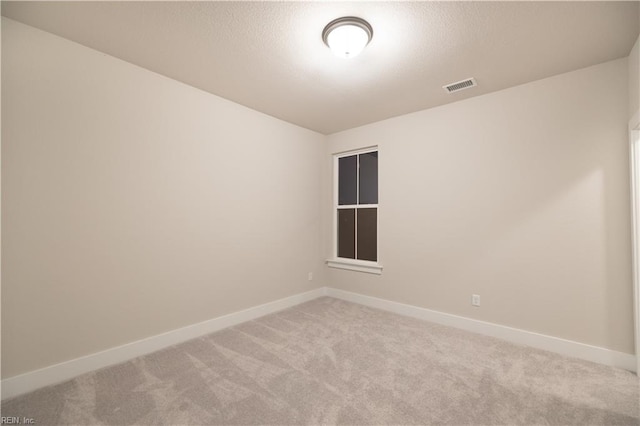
[327,147,383,275]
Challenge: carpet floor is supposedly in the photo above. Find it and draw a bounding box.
[2,296,639,425]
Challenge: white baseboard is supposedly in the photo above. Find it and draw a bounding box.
[1,287,327,400]
[3,285,635,400]
[326,288,637,373]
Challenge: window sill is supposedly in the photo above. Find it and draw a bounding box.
[326,258,383,275]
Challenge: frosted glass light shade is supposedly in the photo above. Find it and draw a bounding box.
[322,17,373,59]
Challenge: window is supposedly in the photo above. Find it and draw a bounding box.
[328,148,382,274]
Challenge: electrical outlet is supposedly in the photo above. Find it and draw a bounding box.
[308,272,313,281]
[472,294,481,307]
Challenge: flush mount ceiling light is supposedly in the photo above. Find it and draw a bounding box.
[322,16,373,59]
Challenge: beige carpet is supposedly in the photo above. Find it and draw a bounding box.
[2,296,639,425]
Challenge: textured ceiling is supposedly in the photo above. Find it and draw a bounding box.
[2,1,639,134]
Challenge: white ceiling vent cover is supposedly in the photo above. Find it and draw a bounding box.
[443,78,477,93]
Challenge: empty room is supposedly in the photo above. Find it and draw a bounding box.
[2,1,640,425]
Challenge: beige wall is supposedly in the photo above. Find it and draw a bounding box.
[1,18,325,378]
[2,16,636,380]
[326,58,634,354]
[629,35,639,119]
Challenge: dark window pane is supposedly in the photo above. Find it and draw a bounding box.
[359,151,378,204]
[357,208,377,261]
[338,209,355,259]
[338,155,357,205]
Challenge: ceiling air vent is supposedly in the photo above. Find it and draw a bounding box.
[443,78,477,94]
